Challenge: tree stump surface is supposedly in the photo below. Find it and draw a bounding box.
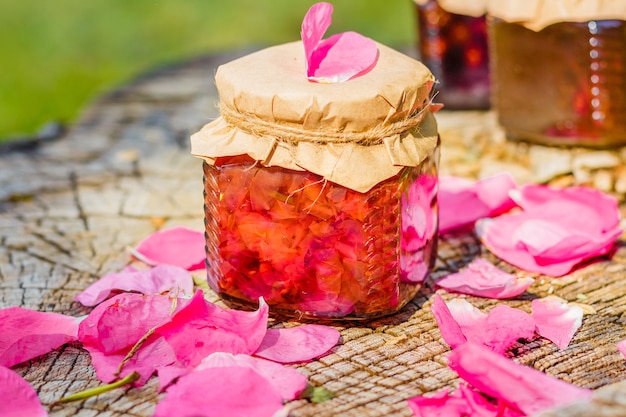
[2,48,626,417]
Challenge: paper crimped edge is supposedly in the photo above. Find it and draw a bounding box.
[488,0,626,31]
[190,41,438,193]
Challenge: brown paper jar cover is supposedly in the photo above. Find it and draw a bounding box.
[190,41,438,193]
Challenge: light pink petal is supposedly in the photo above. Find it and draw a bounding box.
[437,258,534,299]
[84,334,177,386]
[430,294,468,349]
[0,307,79,367]
[75,265,194,307]
[531,296,583,349]
[0,366,47,417]
[439,173,517,234]
[156,291,269,367]
[301,2,333,64]
[448,342,592,415]
[408,385,501,417]
[154,366,284,417]
[617,339,626,359]
[198,352,307,401]
[481,305,536,354]
[156,365,189,393]
[307,31,379,83]
[254,324,340,363]
[78,292,185,354]
[133,226,206,270]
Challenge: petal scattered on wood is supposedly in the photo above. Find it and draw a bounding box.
[153,366,284,417]
[436,258,534,299]
[254,324,340,363]
[438,173,517,234]
[0,307,80,367]
[75,265,194,307]
[477,184,622,276]
[448,342,593,415]
[0,365,47,417]
[430,294,468,349]
[408,384,513,417]
[156,291,269,367]
[531,296,583,349]
[301,2,378,83]
[617,339,626,359]
[198,352,308,401]
[132,226,206,270]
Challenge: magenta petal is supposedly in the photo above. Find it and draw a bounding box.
[133,226,206,270]
[156,291,269,367]
[75,265,194,307]
[254,324,340,363]
[154,366,284,417]
[0,307,79,367]
[198,352,307,401]
[481,305,536,354]
[532,297,583,349]
[430,295,468,349]
[448,342,592,415]
[0,366,47,417]
[437,258,534,299]
[301,2,333,64]
[408,384,515,417]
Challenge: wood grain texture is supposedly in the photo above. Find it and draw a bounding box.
[1,48,626,417]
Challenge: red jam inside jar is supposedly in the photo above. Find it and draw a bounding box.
[203,149,439,319]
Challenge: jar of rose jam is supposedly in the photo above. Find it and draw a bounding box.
[191,42,440,319]
[488,2,626,148]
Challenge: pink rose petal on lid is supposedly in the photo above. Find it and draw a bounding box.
[448,342,592,415]
[156,291,269,367]
[132,226,206,270]
[439,173,517,234]
[617,339,626,359]
[531,296,583,349]
[198,352,307,401]
[436,258,534,299]
[477,184,622,277]
[254,324,340,363]
[154,366,284,417]
[0,307,80,367]
[0,366,47,417]
[301,2,378,83]
[75,264,194,307]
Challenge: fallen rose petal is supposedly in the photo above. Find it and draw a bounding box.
[254,324,340,363]
[153,366,284,417]
[301,2,378,83]
[448,342,593,415]
[132,226,206,270]
[0,307,80,367]
[531,296,583,349]
[439,173,517,234]
[198,352,307,401]
[156,290,269,367]
[0,365,47,417]
[477,184,622,277]
[617,340,626,359]
[408,384,516,417]
[436,258,534,299]
[430,295,468,349]
[480,305,536,354]
[75,265,194,307]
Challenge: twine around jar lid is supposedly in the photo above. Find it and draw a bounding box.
[191,41,439,193]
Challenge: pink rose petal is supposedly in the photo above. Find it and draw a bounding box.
[0,307,80,367]
[439,173,517,234]
[430,294,468,349]
[437,258,534,299]
[301,2,378,83]
[448,342,593,415]
[156,290,269,367]
[531,296,583,349]
[0,365,47,417]
[617,339,626,359]
[153,366,284,417]
[75,265,194,307]
[477,184,622,276]
[198,352,307,401]
[132,226,206,270]
[254,324,340,363]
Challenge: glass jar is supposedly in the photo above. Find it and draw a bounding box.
[416,0,490,109]
[203,148,439,319]
[490,19,626,148]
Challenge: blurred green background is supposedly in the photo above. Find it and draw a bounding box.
[0,0,416,141]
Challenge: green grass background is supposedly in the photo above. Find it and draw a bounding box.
[0,0,417,141]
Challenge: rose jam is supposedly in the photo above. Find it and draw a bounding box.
[203,150,439,319]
